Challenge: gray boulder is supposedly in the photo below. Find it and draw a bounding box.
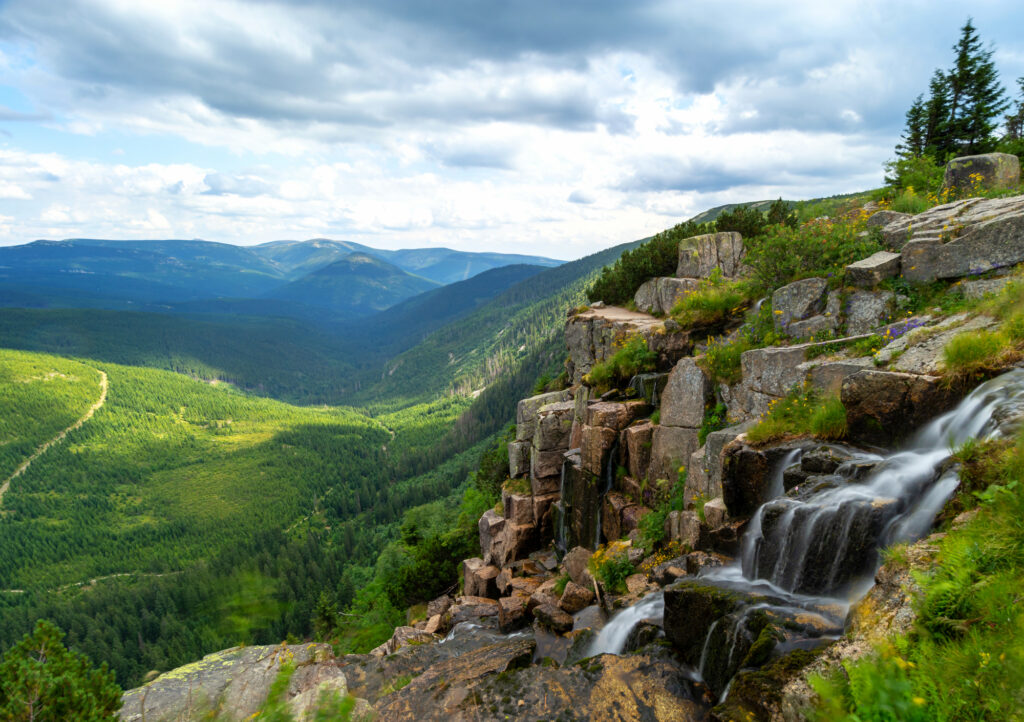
[533,400,575,451]
[772,278,829,333]
[659,357,712,428]
[845,289,894,335]
[516,390,570,442]
[866,210,911,228]
[943,153,1020,194]
[846,251,901,287]
[677,232,746,278]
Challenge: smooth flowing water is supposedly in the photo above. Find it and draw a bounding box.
[588,369,1024,659]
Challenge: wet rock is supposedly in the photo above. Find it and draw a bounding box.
[533,604,575,634]
[943,152,1020,193]
[846,251,902,287]
[517,390,571,442]
[649,425,700,484]
[498,595,530,633]
[508,440,531,478]
[664,510,702,549]
[533,400,575,451]
[677,231,746,279]
[559,581,595,613]
[580,424,619,477]
[660,358,713,428]
[842,369,959,445]
[708,518,748,556]
[602,491,632,542]
[702,497,728,528]
[801,445,853,474]
[685,551,728,575]
[627,372,670,405]
[702,422,755,500]
[649,556,689,585]
[664,581,747,665]
[621,421,654,482]
[463,559,500,599]
[845,289,894,335]
[721,445,770,518]
[771,278,828,333]
[563,546,595,589]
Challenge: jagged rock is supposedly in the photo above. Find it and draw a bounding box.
[502,490,534,526]
[463,558,501,599]
[559,581,595,613]
[621,420,654,482]
[533,400,575,451]
[119,644,342,722]
[880,195,1024,281]
[496,568,513,595]
[498,522,537,567]
[649,425,700,485]
[602,491,632,541]
[529,578,561,612]
[649,556,689,585]
[508,440,531,478]
[677,231,746,278]
[532,492,559,537]
[565,306,678,385]
[842,369,959,445]
[563,546,594,588]
[533,603,575,634]
[664,510,702,549]
[685,551,727,575]
[885,313,998,375]
[423,614,446,635]
[801,445,854,474]
[805,358,874,395]
[845,289,894,335]
[741,345,808,397]
[374,638,536,720]
[531,471,560,497]
[371,626,438,656]
[478,511,506,566]
[449,596,500,626]
[721,381,774,423]
[427,595,453,618]
[660,358,713,428]
[846,251,902,287]
[517,390,570,441]
[943,152,1020,193]
[634,277,702,315]
[700,422,755,501]
[708,518,748,556]
[721,442,808,518]
[771,278,828,333]
[580,424,619,476]
[702,497,728,528]
[687,446,709,503]
[498,595,530,633]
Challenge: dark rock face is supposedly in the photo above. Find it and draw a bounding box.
[842,369,958,446]
[721,442,807,518]
[532,603,574,634]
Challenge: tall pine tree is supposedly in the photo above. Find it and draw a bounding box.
[1005,77,1024,141]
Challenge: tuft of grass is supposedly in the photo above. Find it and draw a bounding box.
[553,573,570,596]
[890,188,934,214]
[698,401,729,446]
[942,328,1021,382]
[746,386,846,446]
[583,335,657,393]
[700,335,752,386]
[670,268,752,327]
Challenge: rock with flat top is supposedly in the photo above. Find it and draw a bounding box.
[943,153,1020,194]
[846,251,902,287]
[772,278,828,333]
[659,357,712,428]
[677,232,746,279]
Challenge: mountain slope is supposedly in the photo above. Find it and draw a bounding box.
[265,253,440,314]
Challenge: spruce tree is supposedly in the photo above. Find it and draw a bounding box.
[896,94,927,159]
[943,18,1007,156]
[1005,77,1024,141]
[923,70,951,160]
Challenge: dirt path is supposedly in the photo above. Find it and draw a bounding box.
[0,368,108,506]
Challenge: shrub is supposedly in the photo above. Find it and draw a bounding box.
[588,220,709,305]
[883,154,944,195]
[553,573,570,596]
[890,188,935,214]
[744,217,884,293]
[589,541,635,594]
[583,335,657,393]
[637,468,687,553]
[942,328,1017,380]
[670,268,752,327]
[698,401,729,446]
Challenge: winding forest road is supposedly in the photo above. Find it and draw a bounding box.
[0,368,108,507]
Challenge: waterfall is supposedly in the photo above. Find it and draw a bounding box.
[586,591,664,656]
[555,458,570,558]
[594,439,619,548]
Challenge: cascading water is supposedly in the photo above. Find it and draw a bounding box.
[554,455,574,558]
[582,369,1024,683]
[593,440,619,548]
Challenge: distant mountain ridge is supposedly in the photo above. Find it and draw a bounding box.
[0,237,563,319]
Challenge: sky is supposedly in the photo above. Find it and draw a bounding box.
[0,1,1022,259]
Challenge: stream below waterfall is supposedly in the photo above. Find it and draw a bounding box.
[585,368,1024,696]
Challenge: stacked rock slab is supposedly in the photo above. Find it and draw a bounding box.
[647,358,709,491]
[633,231,746,315]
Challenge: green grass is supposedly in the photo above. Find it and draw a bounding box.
[746,386,847,446]
[583,335,657,394]
[670,269,751,327]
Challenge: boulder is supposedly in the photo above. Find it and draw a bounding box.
[686,446,709,504]
[887,314,998,375]
[942,152,1020,193]
[532,492,559,537]
[845,289,894,335]
[621,505,651,537]
[563,546,594,589]
[659,357,713,428]
[677,231,746,279]
[633,278,661,315]
[558,581,595,613]
[685,551,728,575]
[702,497,728,528]
[531,471,561,497]
[497,595,530,633]
[602,491,633,542]
[585,400,649,430]
[846,251,902,287]
[533,400,575,451]
[701,422,756,500]
[533,603,575,634]
[508,440,531,478]
[741,345,808,397]
[721,442,808,518]
[495,568,513,596]
[517,390,570,442]
[620,421,654,482]
[478,510,506,566]
[529,578,562,612]
[448,596,500,626]
[664,510,702,549]
[634,277,701,315]
[580,424,619,477]
[771,278,828,333]
[842,369,959,445]
[648,425,700,484]
[564,307,674,385]
[805,358,874,396]
[426,595,453,618]
[866,209,911,228]
[498,522,537,567]
[960,275,1012,300]
[463,558,500,599]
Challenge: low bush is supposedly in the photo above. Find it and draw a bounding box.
[890,188,934,214]
[583,335,657,393]
[942,328,1020,382]
[698,401,729,446]
[670,268,752,327]
[588,541,635,594]
[637,467,687,553]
